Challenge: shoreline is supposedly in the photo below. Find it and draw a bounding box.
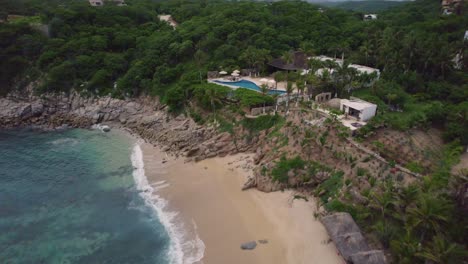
[139,140,344,264]
[1,95,345,263]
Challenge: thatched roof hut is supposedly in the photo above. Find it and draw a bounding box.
[321,212,361,238]
[321,212,387,264]
[334,232,370,260]
[350,250,387,264]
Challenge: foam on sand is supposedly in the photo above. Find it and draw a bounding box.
[131,143,205,264]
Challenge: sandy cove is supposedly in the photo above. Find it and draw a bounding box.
[141,143,344,264]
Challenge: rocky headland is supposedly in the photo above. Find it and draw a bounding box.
[0,92,283,192]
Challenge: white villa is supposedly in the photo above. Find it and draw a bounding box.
[340,97,377,122]
[311,55,381,79]
[89,0,103,6]
[89,0,126,6]
[158,15,178,28]
[364,14,378,21]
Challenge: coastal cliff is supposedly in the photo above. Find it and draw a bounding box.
[7,91,296,194]
[0,93,280,192]
[0,93,221,154]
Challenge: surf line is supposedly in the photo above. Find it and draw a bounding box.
[131,143,205,264]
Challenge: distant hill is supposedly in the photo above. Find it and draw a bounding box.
[316,0,410,12]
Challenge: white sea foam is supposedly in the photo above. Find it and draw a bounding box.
[131,143,205,264]
[153,180,171,190]
[91,124,111,133]
[49,138,79,146]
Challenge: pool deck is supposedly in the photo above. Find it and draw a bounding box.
[243,76,288,92]
[208,77,289,93]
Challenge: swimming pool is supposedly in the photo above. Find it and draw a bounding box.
[214,80,286,95]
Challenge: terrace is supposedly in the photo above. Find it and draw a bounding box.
[207,71,287,95]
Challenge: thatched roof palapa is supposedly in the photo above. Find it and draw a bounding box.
[321,212,361,238]
[321,212,387,264]
[350,250,387,264]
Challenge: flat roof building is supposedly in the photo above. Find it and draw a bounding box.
[363,14,377,21]
[89,0,103,6]
[89,0,126,6]
[340,97,377,122]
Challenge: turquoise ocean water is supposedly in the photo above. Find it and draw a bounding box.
[0,128,177,264]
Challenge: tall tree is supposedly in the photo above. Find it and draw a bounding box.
[285,81,294,114]
[259,83,269,114]
[194,49,207,83]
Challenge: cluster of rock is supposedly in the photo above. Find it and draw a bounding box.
[0,92,261,168]
[0,93,203,153]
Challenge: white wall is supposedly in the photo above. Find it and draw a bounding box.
[360,105,377,121]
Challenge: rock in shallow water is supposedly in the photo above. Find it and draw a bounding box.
[101,125,111,132]
[240,241,257,250]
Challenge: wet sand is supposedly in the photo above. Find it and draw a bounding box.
[141,143,344,264]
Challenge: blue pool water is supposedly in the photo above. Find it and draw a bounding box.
[214,80,286,95]
[0,128,199,264]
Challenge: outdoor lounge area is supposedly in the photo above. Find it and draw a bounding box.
[207,70,287,95]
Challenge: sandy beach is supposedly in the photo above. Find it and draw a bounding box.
[141,142,344,264]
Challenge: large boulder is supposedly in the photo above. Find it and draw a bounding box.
[19,104,32,118]
[30,103,44,117]
[240,241,257,250]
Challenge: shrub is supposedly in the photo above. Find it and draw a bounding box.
[193,83,231,110]
[165,85,186,112]
[241,114,283,132]
[189,109,204,124]
[406,161,424,174]
[217,116,234,134]
[317,171,344,203]
[271,156,305,183]
[234,88,274,107]
[357,167,368,177]
[325,199,359,219]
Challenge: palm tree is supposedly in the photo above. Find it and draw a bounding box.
[369,190,398,220]
[359,40,373,65]
[415,234,466,264]
[241,47,271,75]
[334,60,358,96]
[448,168,468,210]
[371,220,396,248]
[282,51,294,64]
[307,58,323,75]
[273,71,285,89]
[285,81,294,114]
[205,87,222,123]
[194,49,207,83]
[397,184,419,216]
[295,80,305,107]
[390,226,420,264]
[402,31,418,72]
[299,43,315,56]
[271,93,280,113]
[408,194,453,240]
[305,73,320,100]
[259,84,269,114]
